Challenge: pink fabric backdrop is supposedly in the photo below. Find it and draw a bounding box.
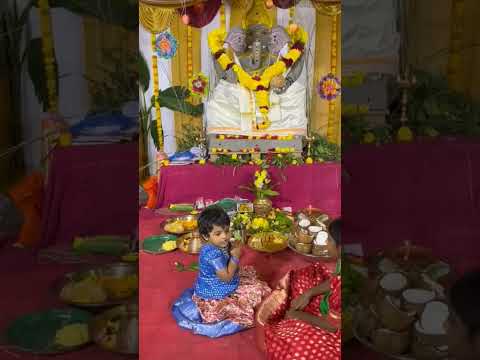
[41,144,138,248]
[156,163,341,216]
[342,141,480,274]
[139,208,336,360]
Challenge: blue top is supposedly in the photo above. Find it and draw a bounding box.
[194,244,239,300]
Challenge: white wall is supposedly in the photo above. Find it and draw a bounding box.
[19,2,90,170]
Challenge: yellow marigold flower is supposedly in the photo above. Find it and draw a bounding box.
[305,157,313,164]
[397,126,413,143]
[199,159,206,165]
[363,132,376,144]
[231,153,238,160]
[218,135,225,140]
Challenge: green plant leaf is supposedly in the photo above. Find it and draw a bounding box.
[139,53,150,93]
[158,87,204,117]
[150,120,161,150]
[262,189,279,197]
[27,38,59,111]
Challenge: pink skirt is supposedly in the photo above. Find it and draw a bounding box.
[192,266,272,327]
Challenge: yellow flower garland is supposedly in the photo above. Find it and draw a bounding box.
[38,0,57,112]
[151,34,163,148]
[208,26,307,130]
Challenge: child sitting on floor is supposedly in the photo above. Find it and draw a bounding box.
[172,206,271,338]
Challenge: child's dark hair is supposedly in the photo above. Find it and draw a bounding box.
[198,206,230,238]
[449,269,480,339]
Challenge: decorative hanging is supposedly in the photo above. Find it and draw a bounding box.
[175,0,221,28]
[38,0,57,112]
[219,1,226,30]
[139,2,176,33]
[317,73,341,101]
[151,34,163,149]
[188,72,209,97]
[155,31,178,59]
[326,10,340,143]
[273,0,296,9]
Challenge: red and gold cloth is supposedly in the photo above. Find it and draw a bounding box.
[262,262,341,360]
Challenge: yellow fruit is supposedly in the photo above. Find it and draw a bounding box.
[397,126,413,142]
[363,132,376,144]
[162,240,177,251]
[54,323,89,347]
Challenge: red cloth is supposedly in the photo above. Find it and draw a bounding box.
[155,163,341,215]
[139,208,334,360]
[41,144,138,248]
[264,263,341,360]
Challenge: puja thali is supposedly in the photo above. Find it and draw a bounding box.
[163,215,198,235]
[55,263,138,308]
[247,231,289,253]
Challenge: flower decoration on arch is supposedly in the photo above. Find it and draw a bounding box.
[155,31,177,60]
[188,72,209,98]
[317,73,341,101]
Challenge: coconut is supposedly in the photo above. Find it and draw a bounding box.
[376,295,416,332]
[414,301,449,346]
[378,272,409,297]
[412,336,449,360]
[402,288,436,315]
[372,328,410,355]
[377,258,400,273]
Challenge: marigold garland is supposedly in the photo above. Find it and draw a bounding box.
[38,0,57,112]
[208,26,307,130]
[151,34,163,149]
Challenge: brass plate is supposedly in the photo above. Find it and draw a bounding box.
[247,232,289,253]
[163,215,198,235]
[55,263,138,308]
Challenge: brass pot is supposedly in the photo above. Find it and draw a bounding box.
[253,197,272,217]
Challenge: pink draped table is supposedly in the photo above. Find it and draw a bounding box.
[41,143,138,248]
[155,163,341,215]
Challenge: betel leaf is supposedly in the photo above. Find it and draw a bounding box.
[27,38,59,111]
[139,53,150,93]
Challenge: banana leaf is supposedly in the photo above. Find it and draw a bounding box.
[150,120,161,150]
[27,38,59,112]
[139,53,150,93]
[158,87,204,117]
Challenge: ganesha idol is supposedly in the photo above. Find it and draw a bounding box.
[206,11,308,137]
